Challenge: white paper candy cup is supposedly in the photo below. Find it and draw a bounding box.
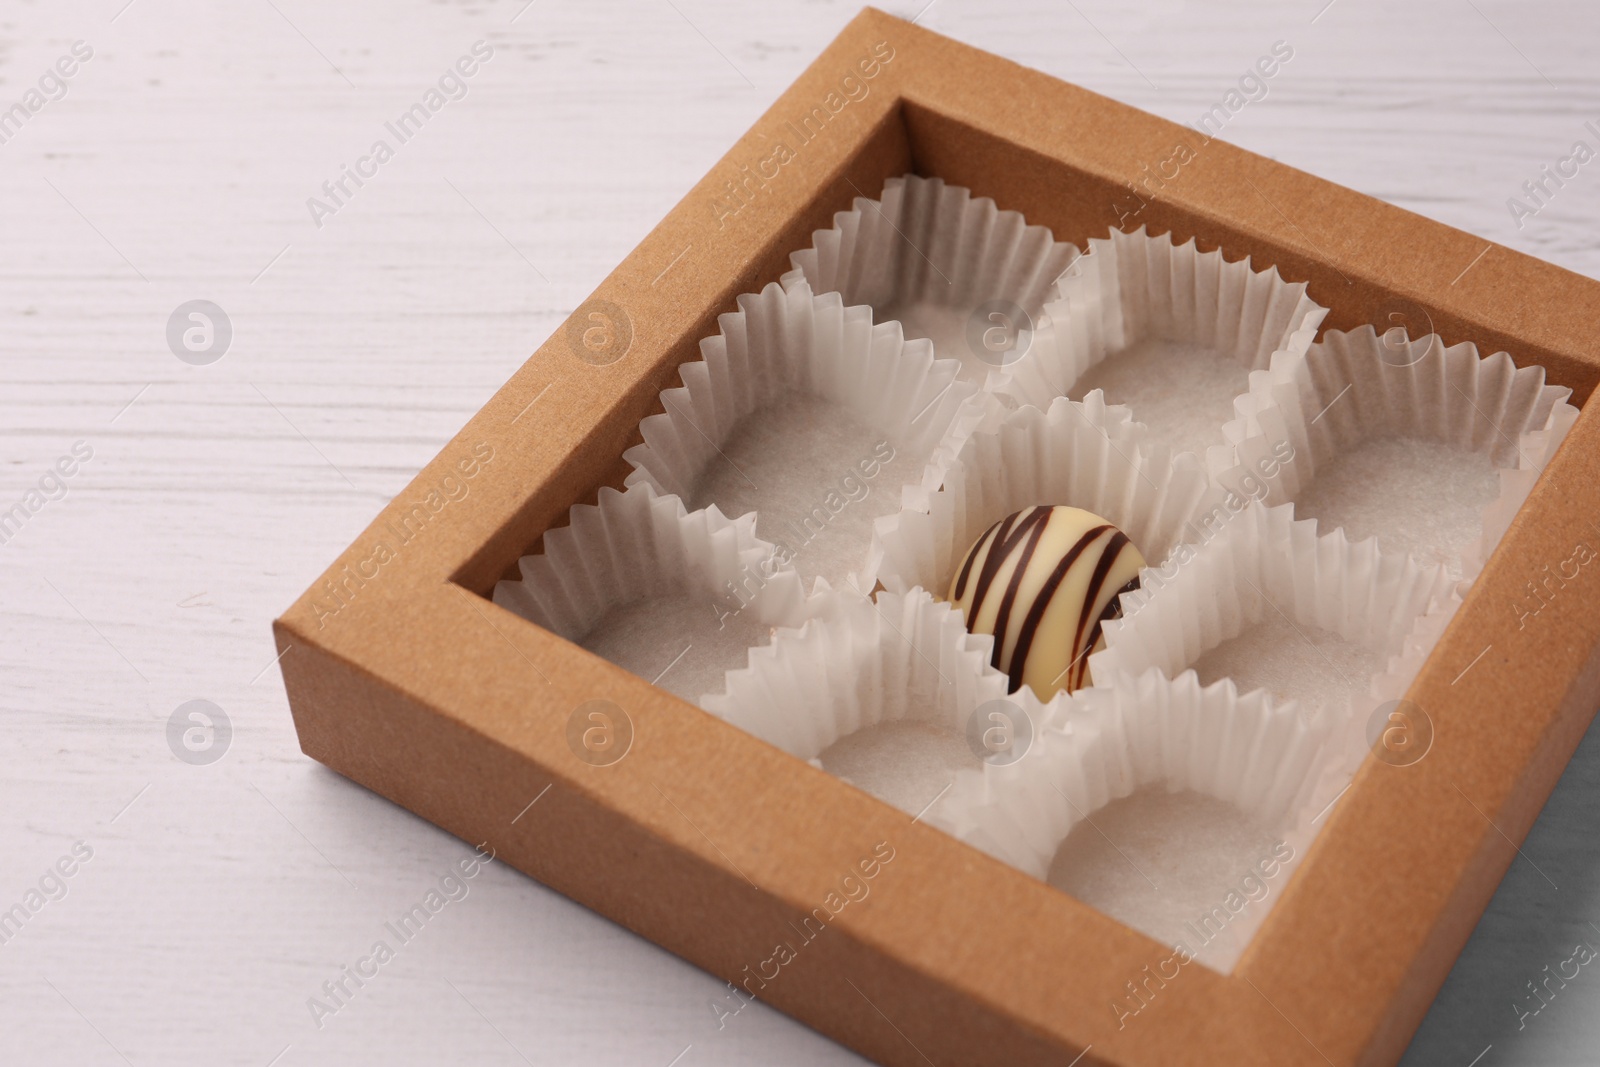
[1319,579,1467,772]
[622,279,981,592]
[872,393,1215,600]
[924,692,1117,881]
[493,485,810,703]
[1090,501,1456,733]
[702,586,1008,777]
[926,669,1330,881]
[1008,226,1328,467]
[1218,326,1579,581]
[784,173,1080,386]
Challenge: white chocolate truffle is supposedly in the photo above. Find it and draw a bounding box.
[948,505,1145,701]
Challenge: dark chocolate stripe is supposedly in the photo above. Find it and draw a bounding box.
[1075,573,1141,691]
[972,509,1049,611]
[958,508,1054,673]
[959,509,1020,604]
[1006,524,1112,692]
[952,514,1002,601]
[1068,531,1132,691]
[985,509,1053,671]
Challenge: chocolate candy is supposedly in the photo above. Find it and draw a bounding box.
[948,505,1144,700]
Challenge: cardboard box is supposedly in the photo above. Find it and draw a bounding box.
[275,10,1600,1065]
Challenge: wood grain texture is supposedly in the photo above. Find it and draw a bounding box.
[1,0,1595,1064]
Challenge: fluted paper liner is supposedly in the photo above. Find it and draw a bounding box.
[623,278,981,590]
[784,173,1080,386]
[1086,498,1464,843]
[873,393,1215,598]
[1091,501,1456,729]
[703,586,1008,772]
[925,669,1331,881]
[493,484,810,701]
[1007,226,1328,466]
[1319,581,1468,790]
[1217,326,1579,580]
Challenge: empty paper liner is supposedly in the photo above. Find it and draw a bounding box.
[784,173,1080,386]
[493,484,810,704]
[703,586,1009,817]
[1008,226,1328,466]
[927,668,1330,880]
[623,279,981,592]
[1091,496,1466,826]
[1217,326,1579,580]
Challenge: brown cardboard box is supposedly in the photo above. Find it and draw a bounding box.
[274,9,1600,1065]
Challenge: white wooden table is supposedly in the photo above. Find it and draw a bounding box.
[3,1,1596,1063]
